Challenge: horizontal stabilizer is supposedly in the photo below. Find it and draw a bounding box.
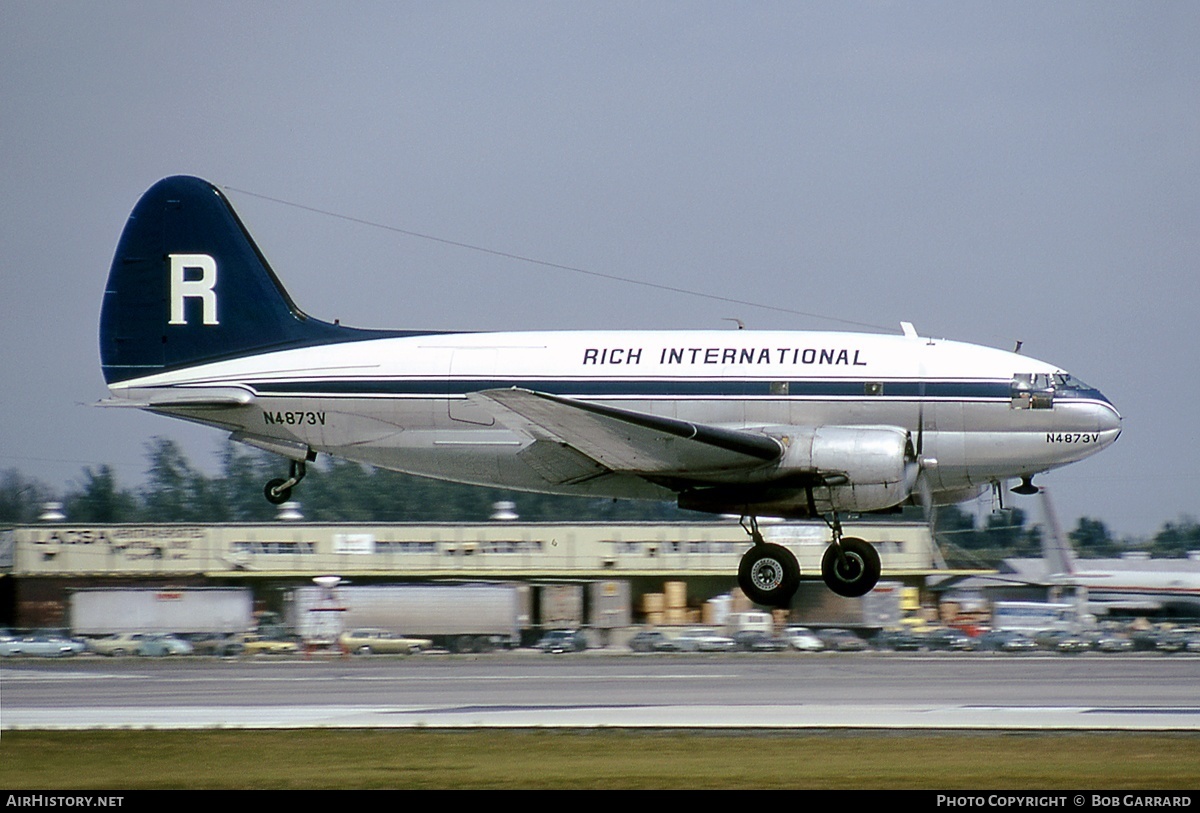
[95,386,256,409]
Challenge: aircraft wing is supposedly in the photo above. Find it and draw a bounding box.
[476,388,781,483]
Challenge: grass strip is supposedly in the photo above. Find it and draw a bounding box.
[2,729,1199,789]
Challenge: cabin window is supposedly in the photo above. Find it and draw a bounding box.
[864,382,883,396]
[1011,373,1055,409]
[769,381,789,396]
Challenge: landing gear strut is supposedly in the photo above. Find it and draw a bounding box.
[264,459,308,505]
[819,513,881,599]
[736,516,800,608]
[737,512,882,603]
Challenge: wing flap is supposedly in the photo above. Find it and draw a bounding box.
[517,439,611,485]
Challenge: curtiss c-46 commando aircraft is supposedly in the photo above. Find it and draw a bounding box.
[99,177,1122,606]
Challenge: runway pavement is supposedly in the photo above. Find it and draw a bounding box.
[3,652,1198,731]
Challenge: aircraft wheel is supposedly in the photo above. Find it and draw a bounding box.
[821,537,881,598]
[738,543,800,607]
[264,478,291,505]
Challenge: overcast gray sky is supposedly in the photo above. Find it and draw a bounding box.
[2,2,1196,538]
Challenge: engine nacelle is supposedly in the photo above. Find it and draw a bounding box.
[775,425,909,478]
[677,424,919,518]
[767,425,916,514]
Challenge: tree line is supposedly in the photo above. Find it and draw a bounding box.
[2,437,1197,566]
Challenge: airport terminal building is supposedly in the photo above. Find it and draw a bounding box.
[0,514,942,630]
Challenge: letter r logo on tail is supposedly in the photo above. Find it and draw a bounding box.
[168,253,219,325]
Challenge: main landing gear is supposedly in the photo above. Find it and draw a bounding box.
[737,517,801,607]
[819,519,881,599]
[737,514,881,607]
[264,459,308,505]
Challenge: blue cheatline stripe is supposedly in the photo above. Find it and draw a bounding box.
[246,378,1016,399]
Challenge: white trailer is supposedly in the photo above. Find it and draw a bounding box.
[992,601,1084,633]
[287,583,530,652]
[69,588,253,635]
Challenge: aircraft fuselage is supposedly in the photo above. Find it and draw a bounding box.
[110,327,1121,512]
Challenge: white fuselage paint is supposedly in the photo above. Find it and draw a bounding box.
[108,328,1122,507]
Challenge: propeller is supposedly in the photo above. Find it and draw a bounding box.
[909,386,948,569]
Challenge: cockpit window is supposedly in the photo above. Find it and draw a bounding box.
[1053,374,1092,392]
[1011,373,1055,409]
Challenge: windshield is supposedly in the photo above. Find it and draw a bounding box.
[1053,373,1092,392]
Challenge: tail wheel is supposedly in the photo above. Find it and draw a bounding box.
[264,459,308,505]
[738,543,800,607]
[264,478,291,505]
[821,537,881,598]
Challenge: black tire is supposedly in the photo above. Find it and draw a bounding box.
[737,543,800,607]
[264,478,291,505]
[821,537,881,598]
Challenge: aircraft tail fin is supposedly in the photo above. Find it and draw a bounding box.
[100,176,394,385]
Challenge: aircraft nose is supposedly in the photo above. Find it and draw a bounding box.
[1093,397,1122,442]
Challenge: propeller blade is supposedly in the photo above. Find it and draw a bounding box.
[916,470,948,570]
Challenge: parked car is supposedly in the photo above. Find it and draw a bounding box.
[1129,626,1189,653]
[136,633,194,656]
[815,629,868,651]
[339,628,433,655]
[782,626,825,652]
[1080,630,1133,653]
[536,629,588,653]
[732,630,789,652]
[1152,629,1191,654]
[0,634,85,657]
[874,628,924,652]
[975,630,1038,653]
[628,629,681,653]
[186,632,246,657]
[924,627,976,652]
[88,632,148,657]
[89,632,192,657]
[1034,629,1091,654]
[241,633,301,655]
[672,627,736,652]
